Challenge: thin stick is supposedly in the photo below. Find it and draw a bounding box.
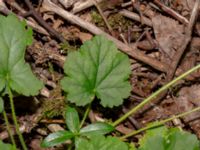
[119,9,153,27]
[153,0,189,25]
[24,0,66,43]
[120,106,200,139]
[112,64,200,126]
[92,0,113,33]
[42,0,167,72]
[0,0,49,35]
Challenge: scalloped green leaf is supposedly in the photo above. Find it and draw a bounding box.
[138,126,200,150]
[166,128,199,150]
[61,35,131,107]
[0,14,43,96]
[138,125,167,150]
[75,135,129,150]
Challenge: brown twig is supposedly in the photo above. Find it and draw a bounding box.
[130,0,199,117]
[119,9,153,27]
[0,0,49,35]
[153,0,189,25]
[42,0,167,72]
[166,0,199,82]
[24,0,66,43]
[138,0,200,115]
[122,107,142,129]
[72,0,103,13]
[92,0,113,33]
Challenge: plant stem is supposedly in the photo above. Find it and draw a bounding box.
[112,64,200,127]
[80,103,91,128]
[120,106,200,140]
[3,110,16,147]
[8,86,27,150]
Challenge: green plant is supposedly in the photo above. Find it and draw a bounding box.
[138,125,199,150]
[0,14,43,150]
[58,35,200,150]
[42,106,200,150]
[41,106,116,149]
[0,140,16,150]
[75,135,129,150]
[61,35,131,107]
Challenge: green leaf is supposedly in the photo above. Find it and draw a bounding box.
[0,97,4,113]
[61,35,131,107]
[65,106,80,133]
[75,135,129,150]
[80,122,114,137]
[0,14,43,96]
[138,125,200,150]
[166,128,199,150]
[138,126,167,150]
[41,130,74,148]
[0,140,16,150]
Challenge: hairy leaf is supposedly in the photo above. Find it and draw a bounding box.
[41,130,74,148]
[65,106,80,133]
[61,35,131,107]
[75,135,129,150]
[0,14,43,96]
[80,122,114,137]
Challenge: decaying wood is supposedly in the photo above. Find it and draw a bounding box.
[153,0,189,25]
[72,0,103,13]
[120,9,153,27]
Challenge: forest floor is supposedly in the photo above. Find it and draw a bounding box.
[1,0,200,149]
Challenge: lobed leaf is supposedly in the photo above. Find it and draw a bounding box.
[138,126,200,150]
[61,35,131,107]
[0,14,43,96]
[166,128,199,150]
[75,135,129,150]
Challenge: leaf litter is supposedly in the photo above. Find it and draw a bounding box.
[0,0,200,149]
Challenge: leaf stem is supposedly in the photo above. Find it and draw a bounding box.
[8,86,27,150]
[112,64,200,127]
[3,110,16,147]
[120,106,200,140]
[80,103,91,128]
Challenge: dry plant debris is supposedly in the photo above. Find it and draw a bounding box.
[0,0,200,149]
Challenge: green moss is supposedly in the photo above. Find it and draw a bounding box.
[91,11,104,26]
[42,87,66,118]
[60,41,77,53]
[108,14,133,30]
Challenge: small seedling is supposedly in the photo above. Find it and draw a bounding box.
[41,106,119,149]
